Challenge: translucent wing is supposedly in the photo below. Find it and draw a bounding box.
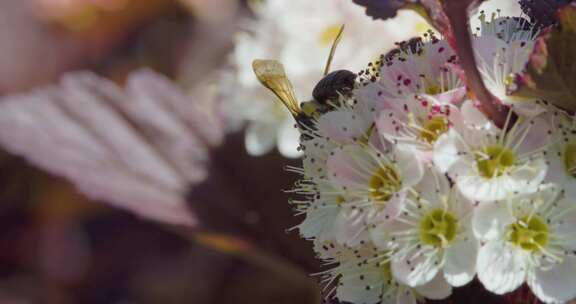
[252,59,301,116]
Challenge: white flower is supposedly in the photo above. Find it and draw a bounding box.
[355,35,464,105]
[544,109,576,199]
[324,143,424,246]
[314,241,452,304]
[433,100,549,202]
[472,12,545,117]
[296,183,344,242]
[269,4,576,303]
[469,0,522,31]
[370,168,478,288]
[473,184,576,303]
[291,133,344,241]
[228,0,432,157]
[376,94,464,161]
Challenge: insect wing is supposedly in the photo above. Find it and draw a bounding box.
[252,59,300,116]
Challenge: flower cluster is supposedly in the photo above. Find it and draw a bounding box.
[228,0,432,158]
[290,13,576,304]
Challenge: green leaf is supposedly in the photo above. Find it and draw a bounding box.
[509,3,576,112]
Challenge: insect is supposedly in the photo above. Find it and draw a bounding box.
[252,24,356,129]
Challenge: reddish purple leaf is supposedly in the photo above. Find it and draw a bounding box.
[520,0,576,28]
[0,70,224,226]
[509,3,576,112]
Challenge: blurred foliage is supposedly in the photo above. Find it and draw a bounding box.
[510,3,576,112]
[0,1,321,302]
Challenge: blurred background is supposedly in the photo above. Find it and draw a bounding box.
[0,0,536,303]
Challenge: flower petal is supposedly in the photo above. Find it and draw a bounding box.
[433,129,467,173]
[413,166,451,209]
[245,121,277,156]
[298,202,339,241]
[395,145,424,187]
[318,110,371,143]
[414,271,452,300]
[392,249,441,287]
[277,118,303,158]
[506,158,547,194]
[460,100,492,130]
[443,237,478,287]
[396,288,417,304]
[528,257,576,304]
[513,116,551,155]
[370,217,411,249]
[456,174,509,202]
[334,207,370,246]
[554,197,576,251]
[472,201,512,241]
[336,262,383,304]
[326,146,366,188]
[477,241,526,295]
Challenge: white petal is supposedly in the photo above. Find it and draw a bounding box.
[337,263,382,304]
[392,249,441,287]
[433,129,467,173]
[461,100,492,130]
[376,109,407,143]
[513,117,551,155]
[554,197,576,251]
[326,145,370,188]
[544,148,567,185]
[334,207,369,246]
[457,174,509,202]
[245,121,277,156]
[327,147,360,187]
[277,118,302,158]
[413,166,451,208]
[301,136,334,180]
[298,203,339,241]
[507,158,548,194]
[414,271,452,300]
[318,110,371,143]
[435,87,467,105]
[382,190,407,220]
[477,241,526,295]
[443,238,478,287]
[472,201,512,241]
[370,218,412,249]
[396,288,417,304]
[395,145,424,187]
[509,100,546,118]
[528,257,576,304]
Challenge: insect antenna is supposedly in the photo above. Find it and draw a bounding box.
[322,24,346,76]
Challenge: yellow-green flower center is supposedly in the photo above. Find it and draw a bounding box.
[507,216,549,252]
[425,85,443,95]
[563,143,576,178]
[475,145,516,178]
[369,166,401,203]
[420,116,449,144]
[419,209,458,247]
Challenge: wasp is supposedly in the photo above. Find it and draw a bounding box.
[252,24,356,131]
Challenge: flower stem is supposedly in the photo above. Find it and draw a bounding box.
[443,0,508,127]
